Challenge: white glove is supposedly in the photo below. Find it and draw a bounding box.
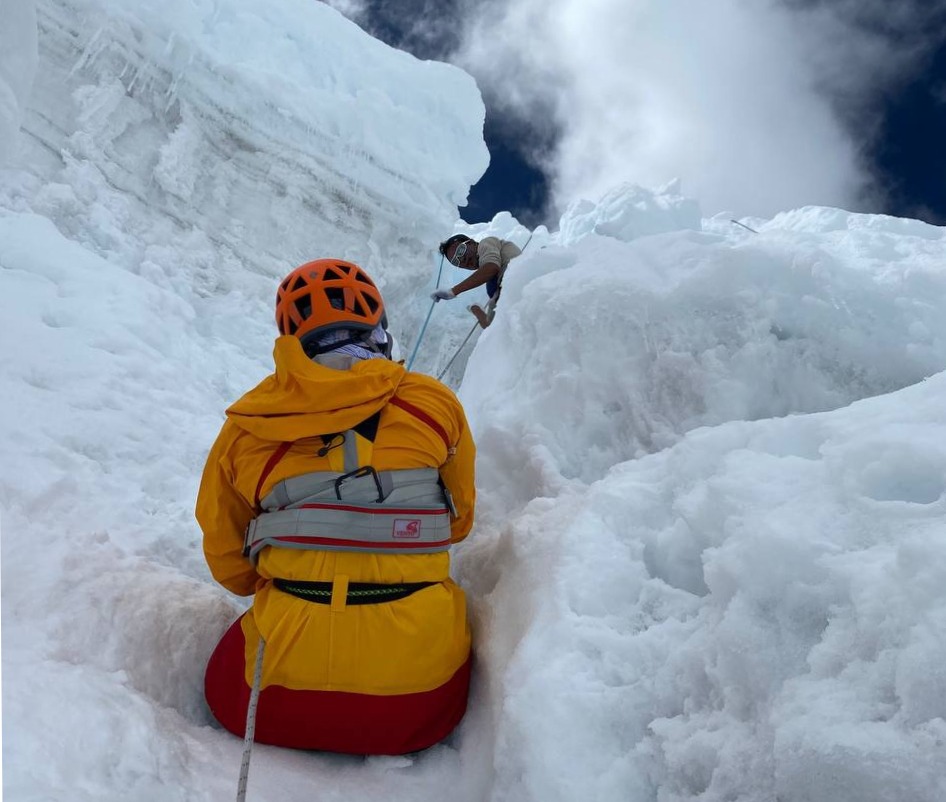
[430,288,456,302]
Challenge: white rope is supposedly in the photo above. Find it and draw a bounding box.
[436,288,500,381]
[236,636,266,802]
[437,320,480,381]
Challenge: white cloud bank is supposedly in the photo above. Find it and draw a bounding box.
[452,0,944,220]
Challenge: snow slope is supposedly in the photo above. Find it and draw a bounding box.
[4,3,946,801]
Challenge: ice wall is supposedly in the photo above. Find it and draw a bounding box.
[12,0,488,355]
[0,0,38,164]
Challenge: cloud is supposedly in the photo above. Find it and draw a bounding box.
[319,0,369,20]
[451,0,946,220]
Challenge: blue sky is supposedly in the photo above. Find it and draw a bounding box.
[872,37,946,225]
[325,0,946,229]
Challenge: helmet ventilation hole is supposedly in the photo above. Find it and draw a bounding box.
[293,296,312,321]
[325,287,345,310]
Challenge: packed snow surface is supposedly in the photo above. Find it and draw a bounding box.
[4,2,946,801]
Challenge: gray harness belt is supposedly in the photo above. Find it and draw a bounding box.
[243,466,455,561]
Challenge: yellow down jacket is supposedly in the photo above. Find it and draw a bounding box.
[196,335,475,696]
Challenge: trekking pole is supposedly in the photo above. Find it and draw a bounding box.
[236,637,266,802]
[406,253,446,371]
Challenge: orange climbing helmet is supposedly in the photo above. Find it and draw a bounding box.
[276,258,388,352]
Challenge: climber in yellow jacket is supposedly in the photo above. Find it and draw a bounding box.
[196,258,476,754]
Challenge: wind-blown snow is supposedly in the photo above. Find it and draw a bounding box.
[4,2,946,801]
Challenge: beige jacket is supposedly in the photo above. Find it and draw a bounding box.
[476,236,522,282]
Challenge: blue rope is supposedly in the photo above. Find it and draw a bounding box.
[406,253,446,371]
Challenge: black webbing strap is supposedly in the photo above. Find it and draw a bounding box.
[273,578,436,605]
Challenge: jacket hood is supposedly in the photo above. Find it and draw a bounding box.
[226,336,406,441]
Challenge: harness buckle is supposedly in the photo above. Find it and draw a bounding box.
[334,465,385,502]
[440,481,459,519]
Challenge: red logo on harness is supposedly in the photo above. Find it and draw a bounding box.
[392,519,422,539]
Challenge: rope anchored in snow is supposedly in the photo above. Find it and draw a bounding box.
[437,319,480,381]
[730,218,759,234]
[236,637,266,802]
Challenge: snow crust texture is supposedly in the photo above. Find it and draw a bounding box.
[4,3,946,802]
